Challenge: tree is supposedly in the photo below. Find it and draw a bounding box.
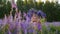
[0,1,11,18]
[6,1,11,15]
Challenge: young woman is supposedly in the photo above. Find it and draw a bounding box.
[29,11,42,34]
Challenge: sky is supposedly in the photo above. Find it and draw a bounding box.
[15,0,60,4]
[58,0,60,4]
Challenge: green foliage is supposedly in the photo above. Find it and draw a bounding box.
[17,0,60,22]
[6,1,11,15]
[0,1,11,18]
[0,0,60,22]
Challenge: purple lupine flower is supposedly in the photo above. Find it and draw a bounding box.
[37,10,46,18]
[8,14,15,30]
[1,14,7,29]
[9,22,15,30]
[16,11,22,26]
[25,16,31,23]
[0,19,3,25]
[27,8,37,19]
[24,29,27,34]
[21,22,27,30]
[21,19,30,34]
[8,29,12,34]
[0,19,3,30]
[42,13,46,18]
[9,21,15,31]
[12,0,17,8]
[23,12,27,17]
[8,13,13,23]
[0,19,2,23]
[14,13,19,26]
[28,29,33,33]
[21,22,26,34]
[14,12,22,34]
[37,23,42,30]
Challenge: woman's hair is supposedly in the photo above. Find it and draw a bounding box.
[37,12,42,18]
[27,8,37,18]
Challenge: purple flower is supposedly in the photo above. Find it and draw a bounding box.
[21,22,29,30]
[29,29,33,33]
[8,29,12,34]
[27,8,37,18]
[21,22,28,34]
[9,22,15,30]
[23,12,27,17]
[25,16,31,23]
[37,23,42,30]
[0,19,3,24]
[37,10,46,18]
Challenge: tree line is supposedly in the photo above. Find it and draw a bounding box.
[0,0,60,22]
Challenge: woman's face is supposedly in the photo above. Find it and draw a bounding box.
[31,14,38,22]
[37,18,40,23]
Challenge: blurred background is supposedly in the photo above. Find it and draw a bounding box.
[0,0,60,34]
[0,0,60,22]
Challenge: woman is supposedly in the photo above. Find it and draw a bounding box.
[29,11,42,34]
